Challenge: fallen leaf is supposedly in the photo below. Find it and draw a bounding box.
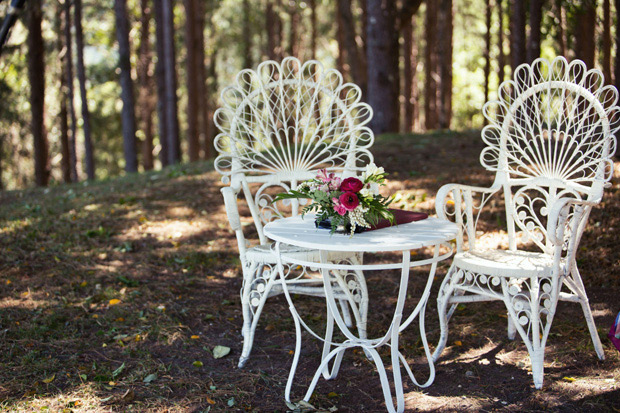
[190,335,199,340]
[227,397,235,407]
[193,360,203,367]
[327,392,339,398]
[143,373,157,383]
[206,397,216,405]
[112,362,125,379]
[42,374,55,384]
[563,376,576,382]
[454,340,463,346]
[213,345,231,359]
[80,281,88,287]
[109,299,121,306]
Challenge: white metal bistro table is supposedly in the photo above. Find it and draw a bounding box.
[263,215,458,413]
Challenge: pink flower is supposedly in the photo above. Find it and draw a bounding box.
[339,192,359,211]
[340,177,364,193]
[332,197,347,215]
[317,169,336,184]
[329,177,342,191]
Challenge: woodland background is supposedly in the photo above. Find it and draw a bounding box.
[0,0,619,190]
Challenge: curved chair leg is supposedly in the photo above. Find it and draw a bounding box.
[507,314,517,340]
[570,267,605,360]
[433,265,458,362]
[239,263,277,368]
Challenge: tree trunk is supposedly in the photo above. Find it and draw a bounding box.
[337,0,367,94]
[366,0,399,134]
[64,0,79,182]
[484,0,491,105]
[56,0,71,183]
[556,0,568,56]
[74,0,94,180]
[498,0,505,83]
[154,0,168,166]
[528,0,543,63]
[114,0,138,172]
[195,0,211,159]
[616,0,620,90]
[403,16,414,132]
[266,0,276,60]
[242,0,252,67]
[437,0,453,129]
[185,0,200,162]
[310,0,317,60]
[510,0,527,73]
[424,0,438,130]
[27,0,49,186]
[137,0,154,170]
[603,0,612,82]
[574,0,596,68]
[359,0,368,58]
[288,1,299,57]
[156,0,180,165]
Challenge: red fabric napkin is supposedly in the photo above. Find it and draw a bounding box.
[368,209,428,231]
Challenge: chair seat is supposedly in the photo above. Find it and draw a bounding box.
[454,249,563,278]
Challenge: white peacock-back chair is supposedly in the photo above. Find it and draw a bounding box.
[214,57,374,368]
[433,56,620,389]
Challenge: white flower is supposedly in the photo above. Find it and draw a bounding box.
[359,187,371,198]
[362,162,384,181]
[369,182,380,195]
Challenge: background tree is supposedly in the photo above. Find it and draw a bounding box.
[573,0,596,68]
[527,0,542,63]
[114,0,138,172]
[64,0,79,182]
[137,0,155,170]
[56,0,71,183]
[337,0,367,94]
[437,0,453,129]
[27,0,48,186]
[497,0,506,83]
[74,0,95,180]
[510,0,527,72]
[424,0,438,130]
[366,0,399,134]
[602,0,612,82]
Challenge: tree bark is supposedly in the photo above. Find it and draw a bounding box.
[137,0,154,170]
[403,16,415,132]
[64,0,79,182]
[498,0,505,83]
[616,0,620,90]
[242,0,253,66]
[114,0,138,172]
[185,0,200,162]
[337,0,367,94]
[510,0,527,73]
[437,0,453,129]
[527,0,543,63]
[336,2,346,75]
[424,0,438,130]
[310,0,317,60]
[157,0,180,165]
[573,0,596,69]
[27,0,49,186]
[288,1,299,57]
[154,0,168,166]
[484,0,491,105]
[195,0,211,159]
[74,0,94,180]
[56,0,71,183]
[266,0,277,59]
[366,0,399,134]
[603,0,612,82]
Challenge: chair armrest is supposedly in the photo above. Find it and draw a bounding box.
[435,183,501,252]
[547,198,599,247]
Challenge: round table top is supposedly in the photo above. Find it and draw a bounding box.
[263,215,458,253]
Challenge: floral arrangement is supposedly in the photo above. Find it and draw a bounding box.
[274,163,394,235]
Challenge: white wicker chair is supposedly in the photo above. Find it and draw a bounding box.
[433,57,620,388]
[214,57,374,368]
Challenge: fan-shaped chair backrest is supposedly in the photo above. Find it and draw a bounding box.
[214,57,374,245]
[480,57,620,253]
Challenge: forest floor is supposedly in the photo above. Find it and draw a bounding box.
[1,131,619,412]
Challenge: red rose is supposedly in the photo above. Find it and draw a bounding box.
[339,192,359,211]
[340,177,363,193]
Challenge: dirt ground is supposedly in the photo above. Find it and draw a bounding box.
[1,131,619,412]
